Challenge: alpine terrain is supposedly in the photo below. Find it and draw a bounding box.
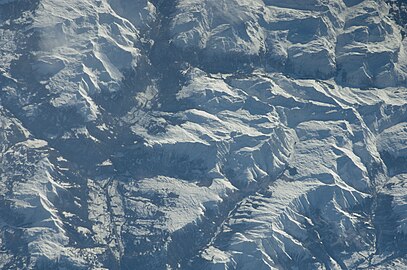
[0,0,407,269]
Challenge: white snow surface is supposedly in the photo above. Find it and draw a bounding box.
[0,0,407,269]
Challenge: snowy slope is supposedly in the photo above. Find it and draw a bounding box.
[0,0,407,269]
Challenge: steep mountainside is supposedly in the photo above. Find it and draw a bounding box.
[0,0,407,269]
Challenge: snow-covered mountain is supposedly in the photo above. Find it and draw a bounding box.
[0,0,407,269]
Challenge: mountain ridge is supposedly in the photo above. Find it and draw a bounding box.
[0,0,407,269]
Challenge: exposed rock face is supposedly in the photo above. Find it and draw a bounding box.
[0,0,407,269]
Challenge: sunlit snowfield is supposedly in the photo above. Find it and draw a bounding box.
[0,0,407,269]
